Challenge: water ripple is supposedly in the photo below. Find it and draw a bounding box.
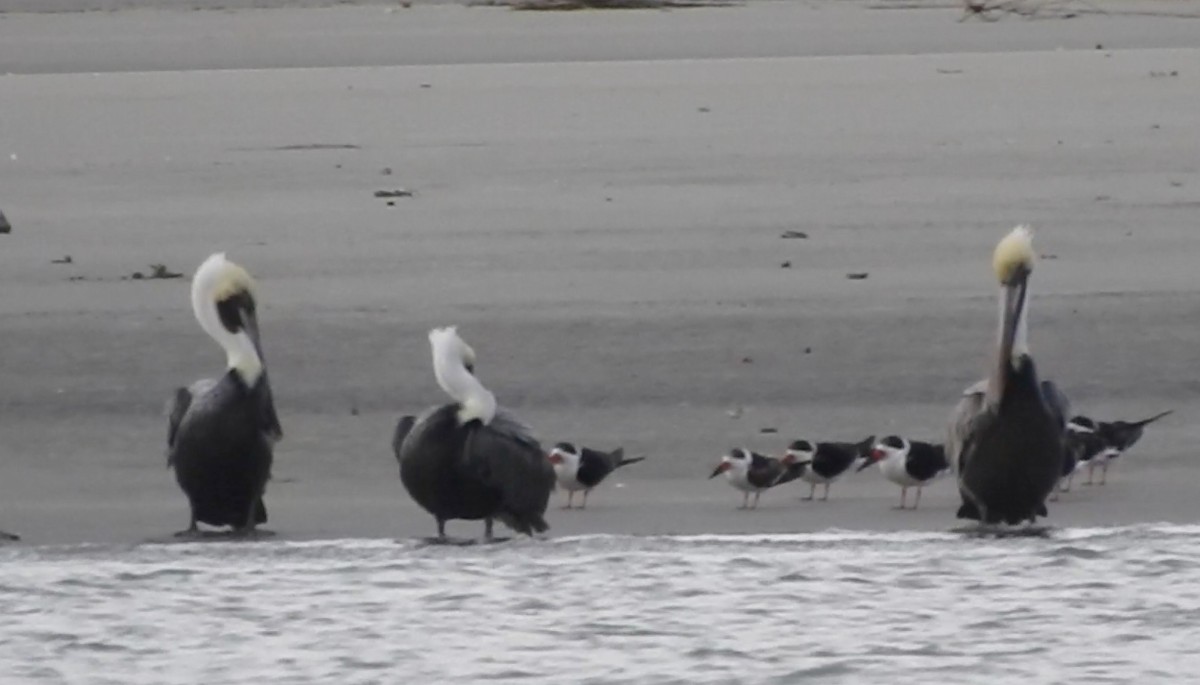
[1,524,1198,683]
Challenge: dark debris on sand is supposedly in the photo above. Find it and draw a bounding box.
[486,0,737,8]
[0,209,10,234]
[129,264,184,281]
[375,189,414,199]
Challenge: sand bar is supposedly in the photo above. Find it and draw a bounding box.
[0,2,1197,544]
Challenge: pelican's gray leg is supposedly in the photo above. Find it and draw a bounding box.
[914,486,923,510]
[581,490,589,510]
[174,514,200,538]
[1100,461,1109,485]
[803,483,816,501]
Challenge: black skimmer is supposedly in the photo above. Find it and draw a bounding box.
[780,436,874,501]
[547,443,645,509]
[1092,410,1173,485]
[1059,416,1111,492]
[947,225,1068,525]
[709,448,798,509]
[165,253,282,537]
[395,327,555,542]
[857,436,949,509]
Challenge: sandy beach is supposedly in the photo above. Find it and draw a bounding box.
[0,0,1197,545]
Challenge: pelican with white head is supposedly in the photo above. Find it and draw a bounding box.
[430,326,496,426]
[166,252,281,537]
[190,252,264,387]
[396,325,555,542]
[947,224,1067,526]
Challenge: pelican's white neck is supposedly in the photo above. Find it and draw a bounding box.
[191,254,263,387]
[996,281,1031,363]
[430,332,495,425]
[1013,284,1030,359]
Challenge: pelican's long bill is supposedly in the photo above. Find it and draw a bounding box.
[989,225,1035,404]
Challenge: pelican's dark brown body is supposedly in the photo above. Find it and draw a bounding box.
[956,358,1065,525]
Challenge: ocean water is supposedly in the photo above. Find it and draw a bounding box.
[1,525,1197,684]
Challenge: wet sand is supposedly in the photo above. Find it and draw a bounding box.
[0,1,1198,545]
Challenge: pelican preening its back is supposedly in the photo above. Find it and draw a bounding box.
[166,253,282,536]
[396,327,555,542]
[949,225,1068,525]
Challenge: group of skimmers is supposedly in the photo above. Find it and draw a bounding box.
[8,224,1156,546]
[706,407,1168,512]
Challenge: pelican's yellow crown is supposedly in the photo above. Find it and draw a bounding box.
[992,224,1035,285]
[195,252,257,303]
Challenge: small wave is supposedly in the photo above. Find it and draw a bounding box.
[1048,545,1106,560]
[114,567,200,582]
[686,646,754,660]
[766,661,857,682]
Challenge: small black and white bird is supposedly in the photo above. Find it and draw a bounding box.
[857,436,949,510]
[1059,416,1111,492]
[547,443,645,509]
[709,448,798,510]
[780,436,874,501]
[1092,410,1173,485]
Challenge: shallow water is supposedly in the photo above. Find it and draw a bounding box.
[2,525,1198,684]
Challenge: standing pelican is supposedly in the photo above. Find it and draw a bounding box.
[396,327,555,542]
[166,253,281,537]
[948,226,1068,525]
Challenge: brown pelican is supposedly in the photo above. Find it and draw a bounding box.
[547,443,645,509]
[948,226,1068,525]
[709,448,799,509]
[395,327,555,542]
[166,253,281,537]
